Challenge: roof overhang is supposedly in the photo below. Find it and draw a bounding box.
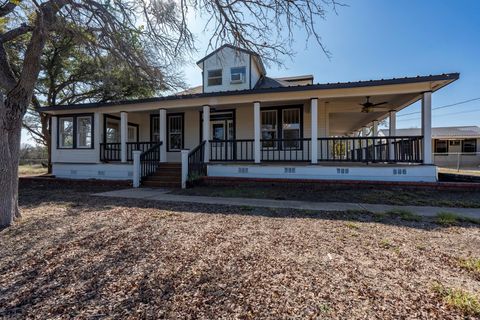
[40,73,459,116]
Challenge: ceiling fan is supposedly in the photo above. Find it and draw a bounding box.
[360,96,389,113]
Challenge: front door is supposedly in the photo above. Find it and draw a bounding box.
[208,113,235,160]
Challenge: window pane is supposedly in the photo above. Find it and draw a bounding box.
[168,115,183,150]
[128,126,136,142]
[208,69,222,86]
[435,140,448,153]
[282,109,300,130]
[152,116,159,142]
[463,139,477,153]
[282,108,300,148]
[59,117,73,148]
[261,110,277,148]
[283,129,300,148]
[106,121,119,143]
[169,134,182,150]
[77,116,92,148]
[231,66,246,83]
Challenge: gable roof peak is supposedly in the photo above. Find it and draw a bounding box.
[196,44,266,75]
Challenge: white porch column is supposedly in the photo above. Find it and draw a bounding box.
[361,126,368,160]
[181,149,189,189]
[389,110,397,161]
[132,150,141,188]
[202,105,210,163]
[159,108,167,162]
[120,111,128,162]
[254,101,261,163]
[94,112,102,163]
[422,91,433,164]
[51,116,58,163]
[318,101,329,159]
[372,120,379,160]
[310,98,318,164]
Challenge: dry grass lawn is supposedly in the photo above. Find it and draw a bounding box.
[1,181,480,319]
[18,164,47,176]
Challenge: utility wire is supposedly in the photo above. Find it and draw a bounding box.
[397,97,480,117]
[398,107,480,122]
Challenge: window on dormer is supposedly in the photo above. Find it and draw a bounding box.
[207,69,222,86]
[231,66,246,84]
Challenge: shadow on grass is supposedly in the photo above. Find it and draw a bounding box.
[1,181,477,318]
[17,180,480,232]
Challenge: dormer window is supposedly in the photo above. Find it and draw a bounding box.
[207,69,222,86]
[231,67,246,84]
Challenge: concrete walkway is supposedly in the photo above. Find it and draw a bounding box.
[93,188,480,220]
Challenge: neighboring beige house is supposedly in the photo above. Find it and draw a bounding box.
[381,126,480,169]
[41,45,460,187]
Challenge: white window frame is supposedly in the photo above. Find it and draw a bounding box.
[76,116,92,148]
[207,69,222,86]
[230,66,246,84]
[59,117,74,149]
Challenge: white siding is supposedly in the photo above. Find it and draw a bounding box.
[208,164,438,182]
[53,163,133,180]
[203,46,253,93]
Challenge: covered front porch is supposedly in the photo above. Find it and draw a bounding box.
[46,73,458,186]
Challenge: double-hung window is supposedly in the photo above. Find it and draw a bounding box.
[58,114,93,149]
[77,116,92,148]
[59,117,74,148]
[261,110,277,148]
[282,109,301,149]
[261,107,302,149]
[167,114,184,151]
[207,69,222,86]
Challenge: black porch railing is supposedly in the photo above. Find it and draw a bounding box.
[188,141,207,180]
[261,138,311,162]
[126,142,157,161]
[317,136,423,163]
[140,142,163,179]
[209,139,254,162]
[100,143,121,162]
[100,142,157,162]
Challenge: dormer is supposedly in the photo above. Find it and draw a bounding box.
[197,44,266,93]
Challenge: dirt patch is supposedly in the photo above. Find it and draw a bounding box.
[1,182,479,318]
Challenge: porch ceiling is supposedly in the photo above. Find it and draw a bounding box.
[327,92,420,135]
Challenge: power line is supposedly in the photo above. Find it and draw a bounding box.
[398,107,480,122]
[397,97,480,117]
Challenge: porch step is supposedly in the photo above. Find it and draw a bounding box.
[141,162,182,188]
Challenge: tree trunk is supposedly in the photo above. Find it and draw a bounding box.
[41,113,52,173]
[0,100,22,227]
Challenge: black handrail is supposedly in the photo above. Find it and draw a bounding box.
[260,138,311,162]
[188,141,206,181]
[100,141,158,162]
[317,136,423,163]
[209,139,254,162]
[100,143,121,162]
[140,141,163,179]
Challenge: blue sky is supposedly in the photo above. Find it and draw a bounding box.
[182,0,480,129]
[21,1,480,145]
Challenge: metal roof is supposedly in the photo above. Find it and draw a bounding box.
[40,73,459,112]
[380,126,480,138]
